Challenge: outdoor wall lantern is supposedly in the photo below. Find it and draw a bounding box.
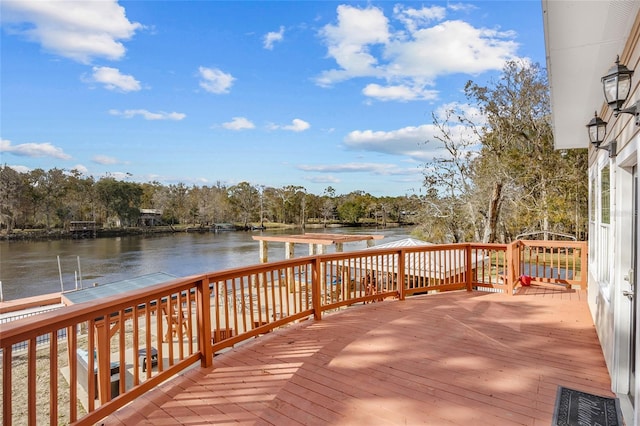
[586,112,617,157]
[601,56,639,126]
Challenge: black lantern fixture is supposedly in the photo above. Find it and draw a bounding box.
[586,112,607,146]
[601,56,639,125]
[586,112,616,157]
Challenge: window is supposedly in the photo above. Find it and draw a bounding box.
[601,165,610,224]
[590,175,597,222]
[589,174,596,260]
[596,165,611,290]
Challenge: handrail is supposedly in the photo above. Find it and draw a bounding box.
[0,240,587,425]
[518,240,587,288]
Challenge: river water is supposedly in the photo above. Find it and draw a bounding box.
[0,227,412,301]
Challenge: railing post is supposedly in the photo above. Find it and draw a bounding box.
[397,249,405,300]
[197,278,213,367]
[505,242,515,296]
[27,339,36,425]
[465,244,473,291]
[97,320,110,403]
[312,257,322,320]
[514,240,522,282]
[580,242,588,289]
[68,325,78,420]
[3,345,12,425]
[466,244,473,292]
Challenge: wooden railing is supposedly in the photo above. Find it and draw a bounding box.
[518,240,587,288]
[0,240,587,425]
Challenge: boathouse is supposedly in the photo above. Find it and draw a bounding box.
[69,221,96,238]
[139,209,162,226]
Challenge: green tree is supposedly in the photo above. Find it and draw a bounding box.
[273,185,306,224]
[319,187,336,227]
[140,181,163,209]
[467,60,588,241]
[162,183,190,224]
[66,170,96,222]
[261,186,280,224]
[95,177,143,227]
[26,168,68,230]
[0,166,25,232]
[304,193,321,224]
[197,182,231,225]
[337,201,364,224]
[421,60,588,243]
[228,182,259,227]
[336,191,370,224]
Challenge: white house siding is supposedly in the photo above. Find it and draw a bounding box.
[589,12,640,424]
[544,2,640,424]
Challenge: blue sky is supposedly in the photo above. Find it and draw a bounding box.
[1,1,545,197]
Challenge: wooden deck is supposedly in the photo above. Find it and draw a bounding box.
[104,286,613,425]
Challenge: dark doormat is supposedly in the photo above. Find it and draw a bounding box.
[553,385,623,425]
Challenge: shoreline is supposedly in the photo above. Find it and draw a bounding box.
[0,224,230,241]
[0,221,405,242]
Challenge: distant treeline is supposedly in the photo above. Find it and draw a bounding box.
[0,167,420,235]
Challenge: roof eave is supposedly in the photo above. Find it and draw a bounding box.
[542,0,639,150]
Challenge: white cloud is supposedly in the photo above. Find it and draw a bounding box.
[70,164,89,174]
[316,4,520,102]
[362,83,438,102]
[263,26,284,50]
[198,66,235,94]
[269,118,310,132]
[393,4,446,33]
[222,117,255,130]
[0,138,71,159]
[384,20,517,79]
[343,104,483,162]
[1,0,142,63]
[90,66,141,92]
[92,155,119,165]
[8,164,31,173]
[344,126,437,160]
[109,109,186,120]
[110,171,133,180]
[298,162,416,176]
[316,5,390,86]
[283,118,310,132]
[305,175,341,184]
[447,3,478,13]
[434,102,485,124]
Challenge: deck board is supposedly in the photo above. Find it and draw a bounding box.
[104,287,614,425]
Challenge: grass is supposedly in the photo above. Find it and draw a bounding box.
[1,323,138,425]
[1,339,85,425]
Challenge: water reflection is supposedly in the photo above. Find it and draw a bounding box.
[0,227,412,301]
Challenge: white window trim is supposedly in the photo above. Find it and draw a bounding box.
[590,156,614,302]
